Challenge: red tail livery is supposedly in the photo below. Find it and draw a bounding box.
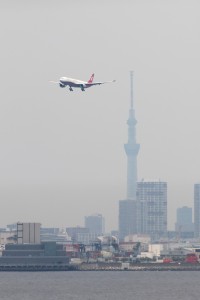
[87,73,95,83]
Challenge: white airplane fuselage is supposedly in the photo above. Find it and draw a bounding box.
[59,77,91,89]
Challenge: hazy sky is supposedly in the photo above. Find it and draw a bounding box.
[0,0,200,231]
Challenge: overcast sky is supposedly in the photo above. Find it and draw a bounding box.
[0,0,200,231]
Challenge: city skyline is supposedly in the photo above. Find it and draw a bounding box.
[0,1,200,231]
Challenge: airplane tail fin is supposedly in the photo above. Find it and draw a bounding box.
[87,73,94,83]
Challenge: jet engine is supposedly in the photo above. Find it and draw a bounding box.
[59,83,65,88]
[80,84,86,91]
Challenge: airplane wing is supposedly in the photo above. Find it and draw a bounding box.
[87,80,116,86]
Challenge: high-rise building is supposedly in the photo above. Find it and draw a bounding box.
[194,184,200,238]
[137,180,167,240]
[119,200,137,240]
[66,227,89,243]
[85,214,105,235]
[175,206,194,233]
[119,72,140,240]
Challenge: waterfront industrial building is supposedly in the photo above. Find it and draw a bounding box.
[0,222,70,270]
[0,242,70,271]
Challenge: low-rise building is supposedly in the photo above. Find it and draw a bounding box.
[0,242,69,267]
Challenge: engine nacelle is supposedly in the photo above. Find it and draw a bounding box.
[80,84,86,90]
[59,83,65,88]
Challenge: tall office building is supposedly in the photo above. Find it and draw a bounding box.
[194,184,200,238]
[85,214,105,235]
[175,206,193,232]
[119,200,137,239]
[119,72,140,240]
[137,180,167,240]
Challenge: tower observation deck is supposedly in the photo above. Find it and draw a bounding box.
[124,71,140,199]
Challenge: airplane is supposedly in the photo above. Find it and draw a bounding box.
[50,73,116,91]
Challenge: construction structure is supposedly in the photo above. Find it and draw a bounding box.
[119,71,140,240]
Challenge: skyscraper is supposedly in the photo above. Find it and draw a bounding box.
[85,214,105,235]
[137,180,167,240]
[175,206,193,233]
[119,199,136,239]
[119,72,140,240]
[194,183,200,238]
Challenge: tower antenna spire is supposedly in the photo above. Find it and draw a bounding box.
[130,70,134,109]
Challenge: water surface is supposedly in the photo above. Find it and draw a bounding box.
[0,271,199,300]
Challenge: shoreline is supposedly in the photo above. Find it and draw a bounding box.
[78,262,200,271]
[0,263,200,272]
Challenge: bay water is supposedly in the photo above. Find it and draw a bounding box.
[0,271,199,300]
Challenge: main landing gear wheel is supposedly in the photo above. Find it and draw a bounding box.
[69,87,73,91]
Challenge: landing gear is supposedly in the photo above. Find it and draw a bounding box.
[69,87,73,91]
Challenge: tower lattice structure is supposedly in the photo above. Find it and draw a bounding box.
[124,71,140,199]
